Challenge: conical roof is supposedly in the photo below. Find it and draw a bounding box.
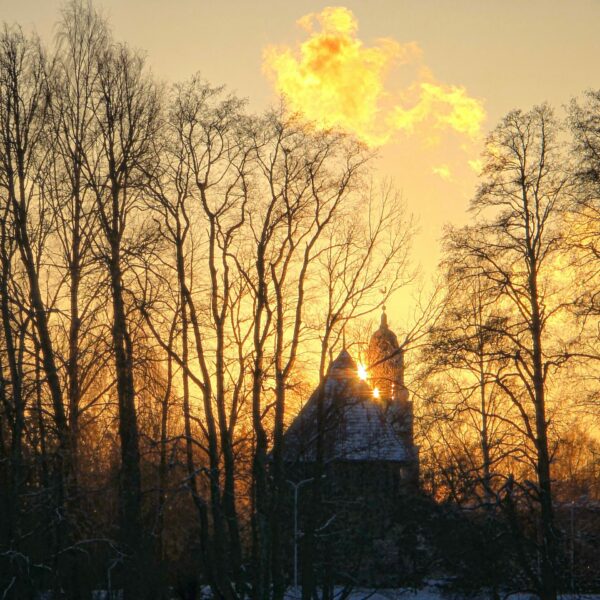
[283,350,409,463]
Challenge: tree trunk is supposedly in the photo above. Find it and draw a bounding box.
[108,223,145,599]
[251,246,271,600]
[529,268,557,600]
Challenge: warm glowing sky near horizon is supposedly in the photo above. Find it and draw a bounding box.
[3,0,600,327]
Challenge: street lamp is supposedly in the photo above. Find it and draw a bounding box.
[286,477,314,592]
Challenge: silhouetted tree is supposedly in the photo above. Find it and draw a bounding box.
[445,105,571,600]
[85,38,160,598]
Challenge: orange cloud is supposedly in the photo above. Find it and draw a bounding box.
[392,82,486,138]
[432,164,452,181]
[263,7,486,148]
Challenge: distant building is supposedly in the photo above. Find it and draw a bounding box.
[282,308,420,585]
[283,307,419,490]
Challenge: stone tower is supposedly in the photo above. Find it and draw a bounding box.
[366,308,416,470]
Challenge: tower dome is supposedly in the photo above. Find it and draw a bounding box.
[367,306,406,402]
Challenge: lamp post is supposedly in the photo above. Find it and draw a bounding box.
[287,477,314,592]
[570,500,575,592]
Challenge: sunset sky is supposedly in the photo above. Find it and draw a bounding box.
[4,0,600,325]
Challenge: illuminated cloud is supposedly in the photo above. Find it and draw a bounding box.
[392,83,485,138]
[432,164,452,181]
[263,7,403,146]
[263,6,486,148]
[468,158,483,174]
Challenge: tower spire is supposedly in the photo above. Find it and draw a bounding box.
[380,304,388,328]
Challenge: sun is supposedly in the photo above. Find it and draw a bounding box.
[357,362,368,381]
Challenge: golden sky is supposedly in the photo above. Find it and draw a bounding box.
[4,0,600,326]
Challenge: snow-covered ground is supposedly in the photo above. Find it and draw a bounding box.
[35,588,600,600]
[283,588,600,600]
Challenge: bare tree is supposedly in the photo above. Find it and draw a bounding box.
[49,0,108,485]
[84,39,160,598]
[422,270,519,505]
[138,77,252,599]
[569,90,600,244]
[0,25,82,595]
[445,105,571,600]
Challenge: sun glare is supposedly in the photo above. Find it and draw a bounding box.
[373,387,380,399]
[357,362,368,381]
